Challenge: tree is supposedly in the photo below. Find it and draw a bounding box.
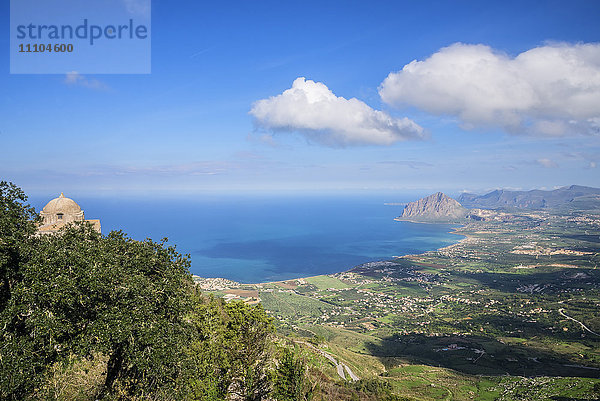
[0,220,194,399]
[0,181,40,398]
[222,301,275,401]
[273,347,311,401]
[186,296,278,401]
[186,292,232,400]
[0,181,37,309]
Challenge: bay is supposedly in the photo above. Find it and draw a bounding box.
[32,193,463,283]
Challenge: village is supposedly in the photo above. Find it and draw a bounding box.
[196,208,600,380]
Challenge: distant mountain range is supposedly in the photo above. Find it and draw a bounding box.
[397,185,600,222]
[458,185,600,210]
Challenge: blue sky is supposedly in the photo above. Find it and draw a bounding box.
[2,0,600,197]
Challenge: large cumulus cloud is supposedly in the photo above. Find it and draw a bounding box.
[250,77,425,147]
[379,42,600,136]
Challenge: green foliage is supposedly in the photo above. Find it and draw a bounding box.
[307,335,325,346]
[0,222,194,399]
[186,297,276,400]
[0,181,37,309]
[186,293,231,400]
[273,347,311,401]
[349,378,392,394]
[223,301,275,400]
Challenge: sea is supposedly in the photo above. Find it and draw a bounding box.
[31,193,463,284]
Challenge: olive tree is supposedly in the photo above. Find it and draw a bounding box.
[1,195,194,399]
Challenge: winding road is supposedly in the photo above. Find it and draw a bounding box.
[558,308,600,336]
[295,341,359,381]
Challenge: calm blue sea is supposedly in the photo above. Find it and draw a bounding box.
[31,193,462,283]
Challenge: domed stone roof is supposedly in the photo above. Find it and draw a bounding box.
[38,193,100,234]
[42,192,82,215]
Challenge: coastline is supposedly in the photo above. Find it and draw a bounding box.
[390,221,470,262]
[194,219,471,289]
[436,224,470,253]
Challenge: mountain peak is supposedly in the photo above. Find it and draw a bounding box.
[399,193,468,221]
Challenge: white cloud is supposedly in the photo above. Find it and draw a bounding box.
[250,77,425,147]
[536,158,559,168]
[379,42,600,136]
[64,72,108,90]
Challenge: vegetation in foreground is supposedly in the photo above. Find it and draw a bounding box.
[3,180,600,400]
[0,182,318,400]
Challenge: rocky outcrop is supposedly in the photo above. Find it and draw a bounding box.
[399,192,468,221]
